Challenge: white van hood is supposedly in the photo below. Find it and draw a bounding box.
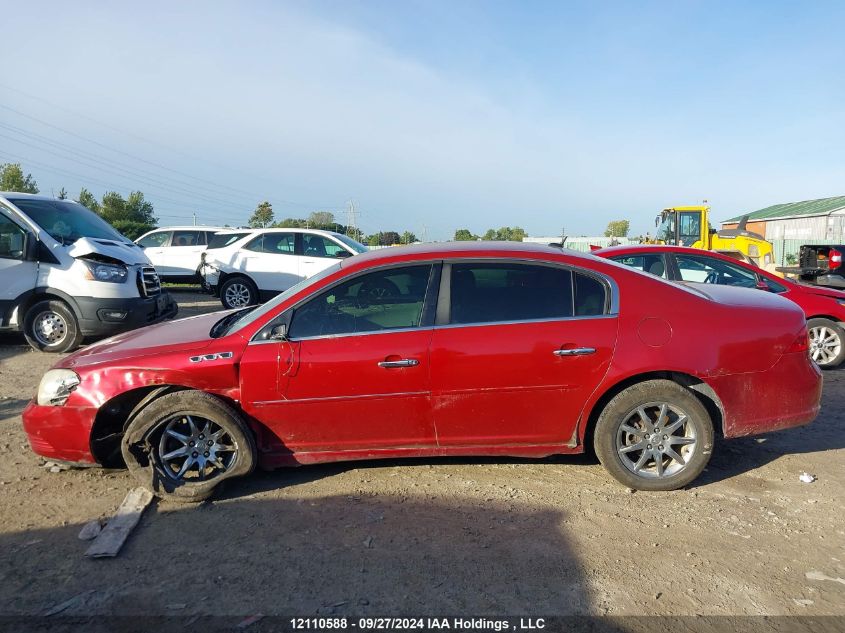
[67,237,151,266]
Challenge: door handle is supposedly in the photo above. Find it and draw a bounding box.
[553,347,596,356]
[378,359,420,368]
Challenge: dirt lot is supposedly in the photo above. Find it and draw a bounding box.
[0,290,844,622]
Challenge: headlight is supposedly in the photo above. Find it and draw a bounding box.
[37,369,81,406]
[82,260,128,283]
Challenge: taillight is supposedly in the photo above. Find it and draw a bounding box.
[788,327,810,353]
[830,249,842,270]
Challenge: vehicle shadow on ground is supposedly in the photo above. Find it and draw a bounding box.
[0,493,591,619]
[0,398,31,422]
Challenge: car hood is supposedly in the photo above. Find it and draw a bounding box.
[59,312,228,369]
[67,237,151,266]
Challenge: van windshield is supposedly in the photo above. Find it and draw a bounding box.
[8,198,129,245]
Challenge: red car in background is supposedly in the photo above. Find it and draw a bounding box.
[23,242,821,500]
[596,244,845,369]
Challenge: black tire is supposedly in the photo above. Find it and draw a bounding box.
[593,379,714,491]
[121,390,257,502]
[807,318,845,369]
[219,276,258,309]
[23,299,83,353]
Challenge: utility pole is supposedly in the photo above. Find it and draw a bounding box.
[346,200,358,241]
[421,224,428,243]
[193,212,197,226]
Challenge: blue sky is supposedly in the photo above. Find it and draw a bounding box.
[2,0,844,239]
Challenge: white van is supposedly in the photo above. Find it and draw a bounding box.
[0,192,177,352]
[135,226,226,283]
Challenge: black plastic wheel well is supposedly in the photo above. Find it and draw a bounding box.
[580,371,725,454]
[89,385,187,467]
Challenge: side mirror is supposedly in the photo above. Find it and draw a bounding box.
[755,279,770,291]
[270,323,287,340]
[334,250,353,259]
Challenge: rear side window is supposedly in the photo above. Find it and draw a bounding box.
[208,232,249,249]
[171,230,201,246]
[289,265,433,338]
[137,231,170,248]
[609,254,667,278]
[245,233,296,254]
[574,272,607,316]
[449,263,574,324]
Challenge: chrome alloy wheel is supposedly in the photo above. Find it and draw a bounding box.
[615,402,697,479]
[809,324,841,366]
[32,310,68,346]
[224,283,252,307]
[156,415,238,482]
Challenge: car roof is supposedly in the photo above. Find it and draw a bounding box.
[0,192,80,203]
[144,226,229,232]
[344,241,599,265]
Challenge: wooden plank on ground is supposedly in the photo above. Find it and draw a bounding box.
[85,487,154,558]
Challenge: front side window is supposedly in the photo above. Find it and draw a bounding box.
[675,254,757,288]
[171,230,201,247]
[289,265,433,338]
[609,254,667,279]
[137,231,171,248]
[0,214,26,260]
[303,234,347,258]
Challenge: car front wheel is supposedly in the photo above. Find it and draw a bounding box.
[121,390,257,502]
[23,299,83,353]
[807,318,845,369]
[594,379,714,491]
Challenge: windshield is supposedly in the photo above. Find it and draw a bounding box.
[8,198,128,244]
[333,233,368,254]
[220,262,343,337]
[655,212,676,244]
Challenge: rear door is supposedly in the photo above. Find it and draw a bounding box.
[430,261,618,446]
[161,229,205,278]
[238,232,302,292]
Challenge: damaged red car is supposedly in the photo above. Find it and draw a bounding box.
[23,243,822,500]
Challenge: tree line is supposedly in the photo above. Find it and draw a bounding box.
[247,201,417,246]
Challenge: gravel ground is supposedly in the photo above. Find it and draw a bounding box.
[0,290,843,619]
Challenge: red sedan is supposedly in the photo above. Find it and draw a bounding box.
[23,242,821,500]
[596,244,845,368]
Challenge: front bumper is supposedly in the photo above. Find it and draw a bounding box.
[75,292,178,336]
[22,399,99,464]
[709,350,823,438]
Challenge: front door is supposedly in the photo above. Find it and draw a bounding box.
[0,212,36,324]
[240,263,438,453]
[430,262,618,446]
[237,232,302,292]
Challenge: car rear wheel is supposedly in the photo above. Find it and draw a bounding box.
[220,276,258,309]
[807,318,845,369]
[594,380,714,491]
[121,390,257,502]
[23,299,83,353]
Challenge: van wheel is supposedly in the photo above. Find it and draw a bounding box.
[594,380,714,491]
[121,390,257,502]
[23,300,83,353]
[220,276,258,309]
